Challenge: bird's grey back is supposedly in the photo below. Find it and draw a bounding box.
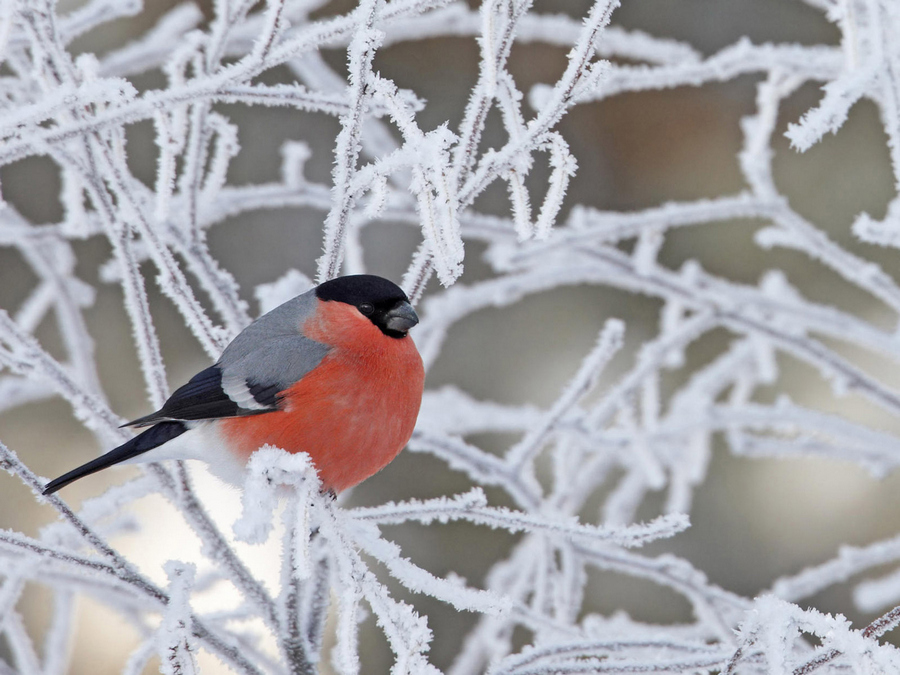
[218,289,330,396]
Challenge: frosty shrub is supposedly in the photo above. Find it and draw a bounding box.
[2,0,900,673]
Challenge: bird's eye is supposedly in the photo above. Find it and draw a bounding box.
[359,303,375,316]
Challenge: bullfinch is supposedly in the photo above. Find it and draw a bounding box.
[43,275,425,495]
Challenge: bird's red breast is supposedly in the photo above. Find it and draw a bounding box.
[219,299,425,492]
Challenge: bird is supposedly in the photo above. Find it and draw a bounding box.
[43,274,425,495]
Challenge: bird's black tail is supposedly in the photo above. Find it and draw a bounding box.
[42,422,188,495]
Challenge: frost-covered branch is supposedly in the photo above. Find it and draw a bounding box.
[4,0,900,673]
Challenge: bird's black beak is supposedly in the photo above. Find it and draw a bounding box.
[384,301,419,333]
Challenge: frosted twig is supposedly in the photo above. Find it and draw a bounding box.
[507,318,624,471]
[316,0,384,282]
[0,442,263,675]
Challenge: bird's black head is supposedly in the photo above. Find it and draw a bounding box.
[315,275,419,338]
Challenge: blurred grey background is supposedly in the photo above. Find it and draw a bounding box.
[2,0,900,672]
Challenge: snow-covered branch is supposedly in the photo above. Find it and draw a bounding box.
[2,0,900,672]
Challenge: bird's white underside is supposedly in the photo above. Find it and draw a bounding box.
[121,422,248,486]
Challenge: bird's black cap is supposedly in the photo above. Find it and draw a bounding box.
[316,275,417,338]
[315,275,409,306]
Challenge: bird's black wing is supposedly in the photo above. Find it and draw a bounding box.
[44,366,277,494]
[124,302,332,429]
[123,365,274,428]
